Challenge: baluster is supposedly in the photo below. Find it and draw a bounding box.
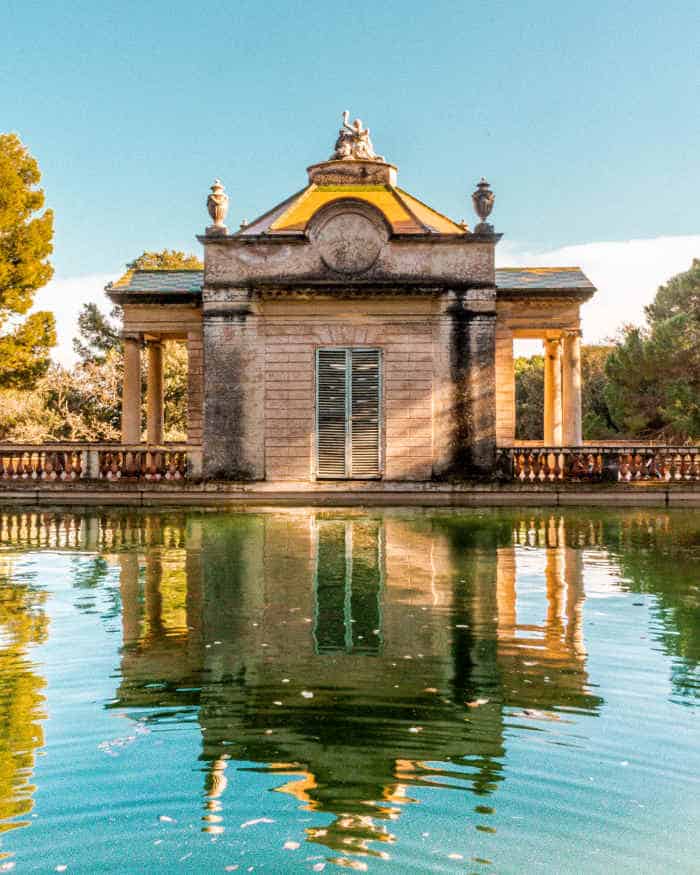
[123,451,135,478]
[536,450,545,481]
[673,451,682,480]
[528,451,538,482]
[618,452,629,481]
[682,452,692,480]
[550,451,561,481]
[109,451,121,480]
[543,451,552,482]
[692,452,700,481]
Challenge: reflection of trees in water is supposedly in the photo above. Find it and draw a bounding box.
[0,507,697,860]
[601,514,699,699]
[513,512,700,698]
[0,558,48,837]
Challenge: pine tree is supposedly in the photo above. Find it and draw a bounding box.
[0,133,56,387]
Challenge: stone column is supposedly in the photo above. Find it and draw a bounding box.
[562,330,583,445]
[121,334,142,444]
[146,340,164,444]
[543,337,563,446]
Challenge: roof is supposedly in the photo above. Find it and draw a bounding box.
[107,266,595,296]
[237,183,467,237]
[107,269,204,294]
[495,267,595,292]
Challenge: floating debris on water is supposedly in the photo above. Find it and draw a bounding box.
[240,818,275,829]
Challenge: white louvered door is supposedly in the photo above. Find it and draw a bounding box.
[316,348,381,478]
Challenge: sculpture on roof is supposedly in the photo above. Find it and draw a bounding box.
[331,111,385,162]
[472,178,495,232]
[206,179,229,234]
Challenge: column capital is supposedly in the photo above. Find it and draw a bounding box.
[543,336,562,353]
[562,328,582,339]
[120,331,143,344]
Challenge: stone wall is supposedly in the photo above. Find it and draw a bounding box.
[199,290,499,482]
[261,297,436,481]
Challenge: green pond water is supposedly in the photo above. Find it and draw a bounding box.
[0,507,698,873]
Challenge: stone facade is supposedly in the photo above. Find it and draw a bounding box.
[106,118,596,482]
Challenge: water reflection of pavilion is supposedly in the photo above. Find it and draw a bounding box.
[109,510,601,858]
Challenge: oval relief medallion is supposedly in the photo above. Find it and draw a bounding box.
[314,211,384,274]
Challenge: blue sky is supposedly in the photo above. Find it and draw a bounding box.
[2,0,699,359]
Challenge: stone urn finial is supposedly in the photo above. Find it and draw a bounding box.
[472,177,495,232]
[206,178,229,234]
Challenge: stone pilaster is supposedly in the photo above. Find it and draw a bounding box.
[187,331,204,445]
[494,323,515,446]
[201,288,264,480]
[433,289,497,477]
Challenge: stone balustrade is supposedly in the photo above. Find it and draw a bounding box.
[1,442,699,487]
[0,443,201,482]
[504,446,700,482]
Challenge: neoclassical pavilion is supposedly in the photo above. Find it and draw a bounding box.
[107,115,595,481]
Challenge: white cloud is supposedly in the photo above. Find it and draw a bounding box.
[31,273,116,367]
[498,234,700,347]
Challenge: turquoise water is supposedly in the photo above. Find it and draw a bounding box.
[0,508,698,873]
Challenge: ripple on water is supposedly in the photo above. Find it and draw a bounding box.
[0,508,697,873]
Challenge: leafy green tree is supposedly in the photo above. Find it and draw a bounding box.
[515,346,617,441]
[581,346,618,439]
[127,250,202,271]
[645,258,700,324]
[0,133,56,387]
[72,302,121,364]
[605,260,700,440]
[514,355,544,440]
